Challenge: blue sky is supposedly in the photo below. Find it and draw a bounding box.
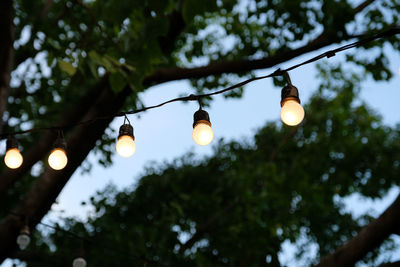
[4,36,400,267]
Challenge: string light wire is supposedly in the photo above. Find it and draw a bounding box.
[1,26,399,139]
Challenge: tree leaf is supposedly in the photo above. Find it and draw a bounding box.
[58,60,76,76]
[109,72,127,93]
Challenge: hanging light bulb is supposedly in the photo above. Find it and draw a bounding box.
[280,72,305,126]
[48,135,68,170]
[72,257,87,267]
[116,122,136,158]
[16,225,30,250]
[4,136,23,169]
[192,107,214,146]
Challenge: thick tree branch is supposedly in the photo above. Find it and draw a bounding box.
[354,0,375,14]
[0,76,109,198]
[315,194,400,267]
[394,228,400,236]
[143,0,375,87]
[143,32,338,86]
[0,83,129,261]
[0,0,14,129]
[158,10,185,56]
[380,261,400,267]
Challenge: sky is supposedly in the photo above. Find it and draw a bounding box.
[4,19,400,267]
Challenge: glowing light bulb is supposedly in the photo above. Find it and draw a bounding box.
[192,108,214,146]
[4,137,23,169]
[16,226,30,250]
[48,148,68,170]
[280,74,305,126]
[193,122,214,146]
[116,123,136,158]
[73,257,87,267]
[5,148,23,169]
[116,135,136,157]
[48,136,68,170]
[281,100,305,126]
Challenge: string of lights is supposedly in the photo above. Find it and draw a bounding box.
[2,26,400,170]
[10,211,165,267]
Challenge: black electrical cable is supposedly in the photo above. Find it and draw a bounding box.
[1,26,399,140]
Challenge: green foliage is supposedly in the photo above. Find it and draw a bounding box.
[58,60,76,76]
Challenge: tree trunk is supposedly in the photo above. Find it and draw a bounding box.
[0,0,14,129]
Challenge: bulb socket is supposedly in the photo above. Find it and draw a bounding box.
[53,137,67,151]
[20,225,30,236]
[193,109,211,128]
[280,84,301,107]
[6,137,19,151]
[118,124,135,140]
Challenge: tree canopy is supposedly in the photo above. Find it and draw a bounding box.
[0,0,400,266]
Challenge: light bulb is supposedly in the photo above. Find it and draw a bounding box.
[73,257,87,267]
[4,137,23,169]
[192,108,214,146]
[280,76,305,126]
[48,136,68,170]
[16,226,30,250]
[5,148,23,169]
[16,233,30,250]
[116,135,136,157]
[116,123,136,157]
[280,100,305,126]
[192,122,214,146]
[48,148,68,170]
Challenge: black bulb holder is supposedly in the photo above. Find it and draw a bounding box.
[193,109,211,128]
[118,124,135,140]
[53,137,67,151]
[281,71,301,107]
[6,136,19,151]
[20,225,30,236]
[280,84,301,107]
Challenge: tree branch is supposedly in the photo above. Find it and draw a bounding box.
[315,194,400,267]
[380,261,400,267]
[0,0,14,129]
[143,32,336,86]
[354,0,375,14]
[143,0,375,87]
[158,10,185,56]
